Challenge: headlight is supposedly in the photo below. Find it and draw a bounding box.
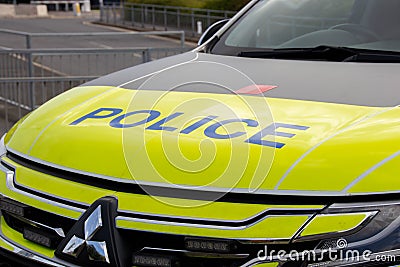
[0,133,6,157]
[250,200,400,267]
[302,201,400,266]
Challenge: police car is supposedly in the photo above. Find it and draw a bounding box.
[1,0,400,266]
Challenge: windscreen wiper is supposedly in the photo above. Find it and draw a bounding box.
[238,45,400,62]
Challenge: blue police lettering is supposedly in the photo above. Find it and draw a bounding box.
[180,116,218,134]
[245,123,309,148]
[70,108,123,125]
[71,108,309,148]
[109,110,161,129]
[204,119,259,139]
[147,112,184,132]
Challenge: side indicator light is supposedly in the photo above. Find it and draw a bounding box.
[0,198,30,217]
[23,227,60,249]
[184,238,236,253]
[132,254,178,267]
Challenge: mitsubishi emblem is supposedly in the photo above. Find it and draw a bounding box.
[55,196,125,266]
[62,205,110,263]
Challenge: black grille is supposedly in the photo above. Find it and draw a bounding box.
[2,205,75,236]
[0,198,321,267]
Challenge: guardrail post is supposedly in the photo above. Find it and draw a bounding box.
[142,49,151,63]
[4,86,8,130]
[131,5,135,26]
[25,34,32,49]
[121,2,125,25]
[163,7,167,31]
[100,5,104,22]
[152,5,155,30]
[24,34,35,110]
[112,3,116,24]
[207,10,211,27]
[27,51,35,110]
[105,6,109,23]
[191,10,195,37]
[176,8,180,29]
[141,5,145,28]
[180,31,185,48]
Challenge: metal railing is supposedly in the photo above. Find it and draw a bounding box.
[0,29,190,130]
[0,29,186,49]
[0,47,188,107]
[0,76,91,128]
[100,3,236,37]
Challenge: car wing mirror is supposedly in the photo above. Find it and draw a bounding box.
[198,19,230,46]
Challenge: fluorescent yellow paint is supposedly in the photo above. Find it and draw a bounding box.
[0,161,82,219]
[300,213,370,237]
[6,86,388,194]
[4,112,31,144]
[116,215,310,239]
[260,98,379,191]
[5,155,323,222]
[348,155,400,193]
[1,217,54,258]
[6,86,115,154]
[0,233,13,252]
[8,157,117,206]
[116,192,322,221]
[278,107,400,192]
[23,88,275,190]
[3,84,397,259]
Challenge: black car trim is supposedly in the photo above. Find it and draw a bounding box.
[6,151,400,207]
[2,156,317,228]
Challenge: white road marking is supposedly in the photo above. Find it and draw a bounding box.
[88,41,113,49]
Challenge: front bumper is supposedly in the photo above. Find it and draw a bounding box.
[0,153,400,267]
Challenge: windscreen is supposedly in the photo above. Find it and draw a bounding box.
[212,0,400,54]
